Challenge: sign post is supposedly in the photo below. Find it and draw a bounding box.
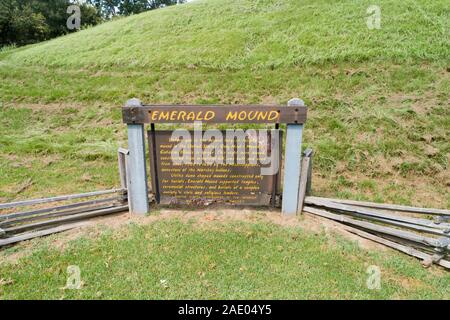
[124,98,149,215]
[281,98,305,216]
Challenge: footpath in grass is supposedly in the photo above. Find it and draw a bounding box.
[0,218,449,299]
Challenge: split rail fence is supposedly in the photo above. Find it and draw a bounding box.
[0,150,130,247]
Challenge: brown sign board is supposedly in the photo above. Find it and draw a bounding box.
[148,130,282,206]
[123,105,307,124]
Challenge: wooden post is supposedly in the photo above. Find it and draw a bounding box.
[281,98,305,216]
[305,149,313,196]
[126,98,149,215]
[297,148,313,213]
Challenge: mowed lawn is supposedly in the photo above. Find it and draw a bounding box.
[1,217,449,299]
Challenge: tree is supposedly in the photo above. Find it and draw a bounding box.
[0,0,102,47]
[10,4,49,45]
[31,0,101,38]
[0,0,16,45]
[0,0,48,45]
[119,0,149,15]
[88,0,185,18]
[87,0,120,18]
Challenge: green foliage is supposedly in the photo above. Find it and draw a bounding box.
[0,0,46,45]
[87,0,185,17]
[0,0,102,47]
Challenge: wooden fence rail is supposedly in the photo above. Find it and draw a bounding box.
[0,188,126,211]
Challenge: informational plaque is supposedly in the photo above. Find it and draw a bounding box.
[148,130,282,206]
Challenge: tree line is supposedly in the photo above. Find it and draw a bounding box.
[0,0,184,47]
[87,0,184,17]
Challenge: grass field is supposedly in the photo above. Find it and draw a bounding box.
[0,0,449,299]
[1,214,449,299]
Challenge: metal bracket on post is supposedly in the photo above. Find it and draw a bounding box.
[281,98,305,216]
[118,147,129,204]
[125,98,149,215]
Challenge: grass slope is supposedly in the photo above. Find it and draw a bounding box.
[0,0,448,69]
[1,218,449,299]
[0,0,448,207]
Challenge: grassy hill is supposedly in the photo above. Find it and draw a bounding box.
[0,0,449,300]
[1,0,448,70]
[0,0,448,207]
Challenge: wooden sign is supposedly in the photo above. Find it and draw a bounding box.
[148,130,282,206]
[122,98,307,216]
[123,105,307,124]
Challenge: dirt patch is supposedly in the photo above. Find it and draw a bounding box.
[5,102,80,112]
[385,271,435,297]
[389,92,444,117]
[312,169,449,210]
[301,213,387,251]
